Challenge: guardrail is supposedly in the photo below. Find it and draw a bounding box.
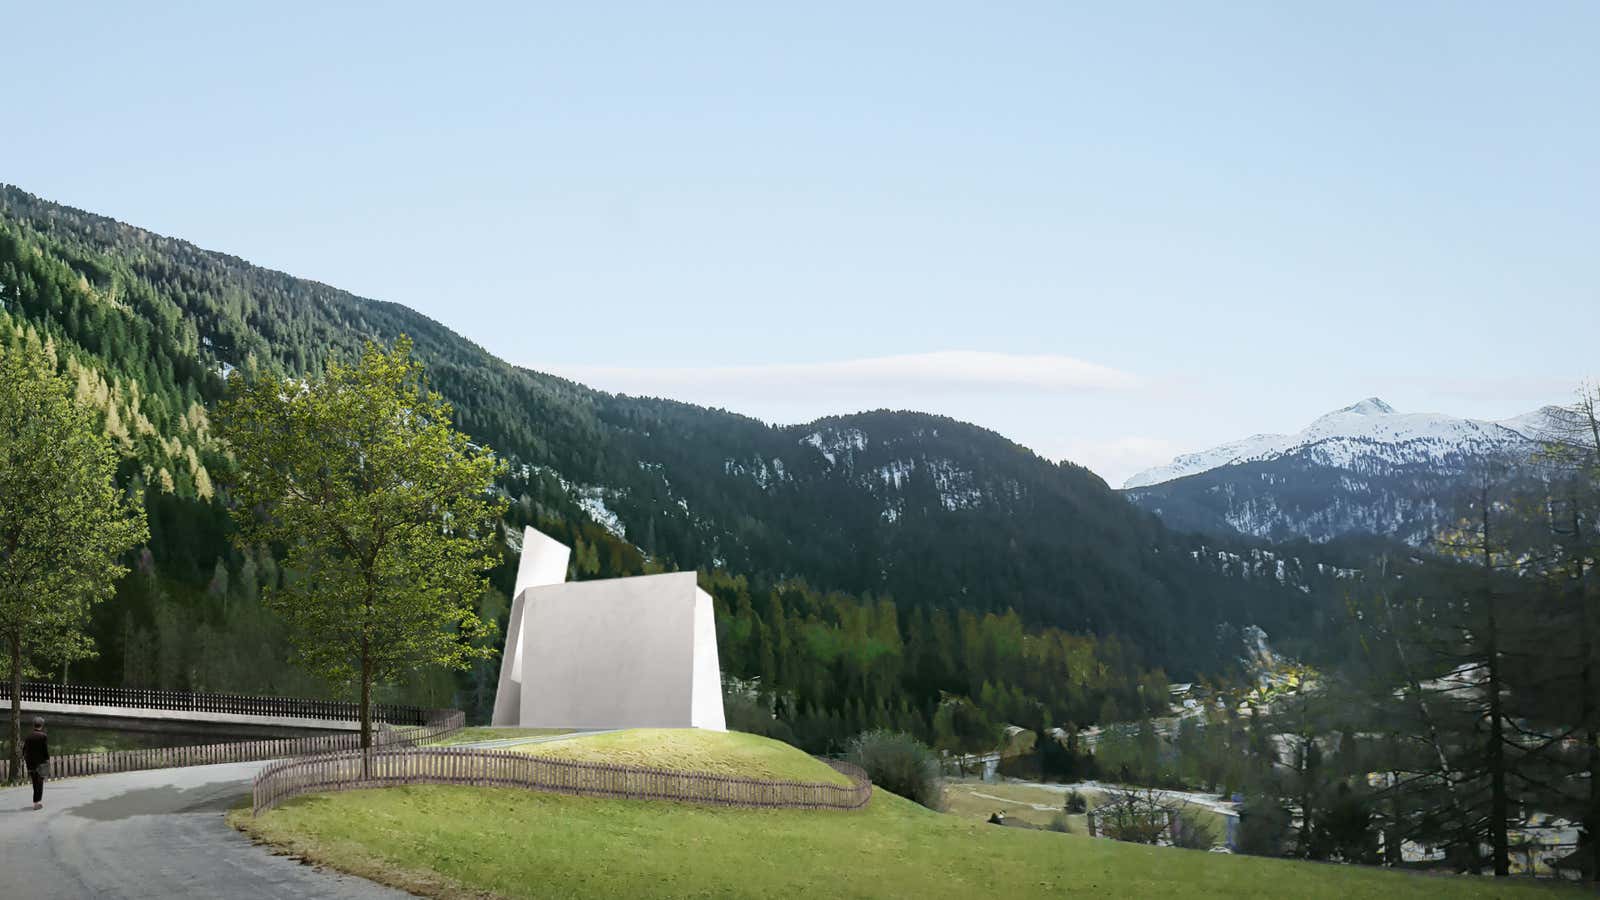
[252,746,872,816]
[47,709,464,780]
[2,681,428,725]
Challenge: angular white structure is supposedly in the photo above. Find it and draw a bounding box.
[491,527,726,731]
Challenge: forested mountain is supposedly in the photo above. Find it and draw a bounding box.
[1125,398,1550,544]
[0,184,1355,743]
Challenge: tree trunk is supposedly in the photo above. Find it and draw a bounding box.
[1376,580,1468,853]
[1586,721,1600,884]
[360,636,372,778]
[8,636,21,785]
[1385,778,1403,867]
[1481,499,1511,877]
[1579,392,1600,882]
[1296,742,1313,858]
[1580,515,1593,877]
[1572,506,1599,884]
[360,652,372,750]
[1485,618,1511,876]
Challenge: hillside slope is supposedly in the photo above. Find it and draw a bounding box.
[0,184,1341,683]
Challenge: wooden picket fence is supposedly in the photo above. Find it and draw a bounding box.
[252,745,872,816]
[47,709,465,779]
[2,680,428,725]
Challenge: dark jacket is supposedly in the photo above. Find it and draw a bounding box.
[23,730,48,769]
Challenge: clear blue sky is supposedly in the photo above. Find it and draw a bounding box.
[8,2,1596,483]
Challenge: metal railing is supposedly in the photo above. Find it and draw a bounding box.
[45,709,465,780]
[252,745,872,816]
[3,681,428,725]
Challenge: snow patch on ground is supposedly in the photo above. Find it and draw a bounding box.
[876,459,915,489]
[927,459,983,510]
[800,427,868,467]
[723,455,791,489]
[575,487,626,540]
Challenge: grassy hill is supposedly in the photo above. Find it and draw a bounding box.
[509,728,854,786]
[423,727,572,746]
[232,729,1578,898]
[236,785,1573,899]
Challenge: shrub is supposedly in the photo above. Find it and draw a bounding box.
[1048,811,1075,833]
[722,683,797,744]
[1095,788,1170,845]
[1171,810,1218,850]
[1235,795,1292,857]
[844,730,944,810]
[1064,789,1088,814]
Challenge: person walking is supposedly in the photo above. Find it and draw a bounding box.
[23,717,48,810]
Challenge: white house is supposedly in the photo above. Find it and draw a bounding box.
[491,527,726,731]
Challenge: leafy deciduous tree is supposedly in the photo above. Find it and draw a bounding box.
[219,336,505,750]
[0,345,146,781]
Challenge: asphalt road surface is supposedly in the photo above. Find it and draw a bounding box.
[0,760,410,899]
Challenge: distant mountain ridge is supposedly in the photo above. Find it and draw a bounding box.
[1125,398,1548,490]
[1123,398,1555,544]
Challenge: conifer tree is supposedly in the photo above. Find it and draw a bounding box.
[1534,384,1600,882]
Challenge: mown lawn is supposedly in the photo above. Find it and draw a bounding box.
[234,785,1578,899]
[508,728,854,786]
[422,726,573,746]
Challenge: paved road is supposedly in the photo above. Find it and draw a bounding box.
[0,760,410,899]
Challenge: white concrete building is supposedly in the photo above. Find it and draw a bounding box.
[491,527,726,731]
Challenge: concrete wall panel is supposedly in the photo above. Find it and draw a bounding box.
[689,587,726,731]
[492,533,725,731]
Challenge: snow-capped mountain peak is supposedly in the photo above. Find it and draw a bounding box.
[1333,397,1396,417]
[1123,398,1543,490]
[1495,406,1562,441]
[1120,432,1288,489]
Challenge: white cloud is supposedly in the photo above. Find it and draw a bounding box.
[520,352,1583,488]
[538,350,1139,400]
[529,351,1154,482]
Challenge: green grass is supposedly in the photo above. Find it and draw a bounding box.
[234,785,1579,899]
[509,728,853,786]
[944,781,1088,830]
[943,782,1233,846]
[422,726,572,746]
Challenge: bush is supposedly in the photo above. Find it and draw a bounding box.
[1171,810,1218,850]
[1095,788,1170,845]
[1048,811,1075,833]
[1064,789,1088,814]
[722,683,798,745]
[1235,795,1292,857]
[844,730,944,810]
